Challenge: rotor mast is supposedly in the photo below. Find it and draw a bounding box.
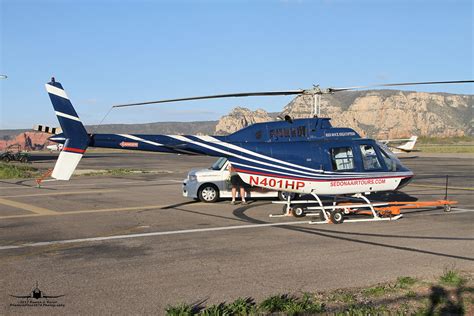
[305,85,332,117]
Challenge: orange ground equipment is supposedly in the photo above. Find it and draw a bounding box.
[35,169,53,188]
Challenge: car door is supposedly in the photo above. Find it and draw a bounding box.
[220,159,231,193]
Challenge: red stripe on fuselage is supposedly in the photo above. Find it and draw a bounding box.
[63,147,85,154]
[234,167,409,182]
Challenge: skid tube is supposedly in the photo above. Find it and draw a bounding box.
[271,193,457,224]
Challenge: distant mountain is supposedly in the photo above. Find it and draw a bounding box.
[1,89,472,151]
[89,121,218,135]
[0,121,217,151]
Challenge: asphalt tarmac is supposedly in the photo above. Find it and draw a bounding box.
[1,152,473,315]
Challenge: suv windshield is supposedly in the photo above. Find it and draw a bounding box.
[210,157,228,170]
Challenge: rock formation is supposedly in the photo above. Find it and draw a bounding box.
[0,132,52,151]
[216,90,473,138]
[215,107,273,135]
[1,90,471,151]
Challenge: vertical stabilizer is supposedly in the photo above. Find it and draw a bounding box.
[45,78,89,180]
[397,136,418,151]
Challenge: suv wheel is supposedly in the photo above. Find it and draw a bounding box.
[198,184,219,203]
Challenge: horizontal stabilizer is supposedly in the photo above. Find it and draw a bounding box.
[51,151,83,180]
[33,124,62,135]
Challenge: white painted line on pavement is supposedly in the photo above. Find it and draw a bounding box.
[0,220,310,250]
[0,179,183,190]
[450,208,474,214]
[405,208,474,217]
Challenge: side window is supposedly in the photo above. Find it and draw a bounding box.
[331,147,354,171]
[360,145,382,170]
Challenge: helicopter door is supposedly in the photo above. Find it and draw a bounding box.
[358,144,384,171]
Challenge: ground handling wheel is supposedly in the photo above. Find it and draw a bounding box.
[443,204,452,212]
[330,210,345,224]
[292,206,306,218]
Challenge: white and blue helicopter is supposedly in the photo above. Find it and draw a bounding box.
[44,78,472,223]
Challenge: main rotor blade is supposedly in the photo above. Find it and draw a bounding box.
[113,90,305,108]
[329,80,474,92]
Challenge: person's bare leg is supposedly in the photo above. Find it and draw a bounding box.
[231,187,237,204]
[240,187,246,203]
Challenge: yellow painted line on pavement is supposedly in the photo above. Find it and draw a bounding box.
[0,198,57,215]
[0,189,118,199]
[0,204,166,219]
[0,202,223,219]
[410,184,474,191]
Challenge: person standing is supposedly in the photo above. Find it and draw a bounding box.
[228,163,247,205]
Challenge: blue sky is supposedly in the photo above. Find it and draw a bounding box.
[0,0,472,129]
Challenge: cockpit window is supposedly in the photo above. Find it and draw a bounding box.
[320,120,331,129]
[379,149,396,171]
[376,142,400,171]
[331,147,355,171]
[211,157,227,170]
[360,145,382,170]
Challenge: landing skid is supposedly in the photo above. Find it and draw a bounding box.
[271,193,457,224]
[271,193,394,224]
[310,214,403,224]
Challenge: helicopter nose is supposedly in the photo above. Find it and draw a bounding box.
[397,175,414,190]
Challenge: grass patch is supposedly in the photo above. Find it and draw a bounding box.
[338,303,388,315]
[418,145,474,153]
[165,271,473,315]
[258,294,290,313]
[0,163,40,179]
[330,291,355,304]
[363,285,392,297]
[165,303,194,316]
[439,269,465,287]
[418,136,474,144]
[396,276,417,289]
[258,294,324,315]
[226,297,255,315]
[406,290,417,298]
[198,303,228,316]
[82,168,149,176]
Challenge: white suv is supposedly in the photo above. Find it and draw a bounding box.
[182,157,294,203]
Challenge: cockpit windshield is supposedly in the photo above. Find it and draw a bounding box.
[211,157,228,170]
[376,141,404,171]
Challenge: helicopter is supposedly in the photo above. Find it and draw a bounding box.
[44,78,472,223]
